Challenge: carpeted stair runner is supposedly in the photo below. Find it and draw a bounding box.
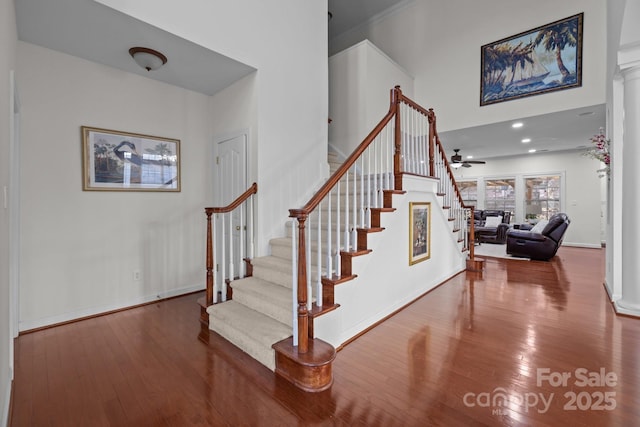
[207,152,350,371]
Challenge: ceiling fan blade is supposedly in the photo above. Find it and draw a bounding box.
[465,160,486,164]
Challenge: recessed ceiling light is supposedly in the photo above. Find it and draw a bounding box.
[521,138,531,143]
[512,122,524,129]
[528,149,537,153]
[466,155,473,159]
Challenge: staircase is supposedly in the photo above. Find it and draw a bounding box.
[202,86,473,392]
[206,153,363,371]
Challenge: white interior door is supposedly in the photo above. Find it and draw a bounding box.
[216,133,247,281]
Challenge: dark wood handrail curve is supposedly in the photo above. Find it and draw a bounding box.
[289,86,474,354]
[204,182,258,307]
[206,182,258,214]
[291,92,400,218]
[288,88,400,354]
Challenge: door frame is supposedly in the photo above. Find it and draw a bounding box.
[212,129,250,205]
[212,129,251,284]
[9,70,21,377]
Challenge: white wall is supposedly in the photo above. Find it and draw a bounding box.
[329,40,414,157]
[0,0,16,423]
[453,150,603,247]
[208,72,258,205]
[314,176,465,347]
[17,42,211,330]
[96,0,330,256]
[330,0,606,133]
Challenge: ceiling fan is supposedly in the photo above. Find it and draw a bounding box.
[450,149,486,168]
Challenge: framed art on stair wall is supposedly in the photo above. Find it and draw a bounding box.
[81,126,181,192]
[409,202,431,265]
[480,13,583,106]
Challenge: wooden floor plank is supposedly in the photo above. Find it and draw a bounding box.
[10,247,640,426]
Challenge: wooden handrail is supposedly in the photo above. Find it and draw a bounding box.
[288,87,400,354]
[291,88,400,218]
[289,86,475,353]
[206,183,258,214]
[434,134,464,206]
[205,182,258,307]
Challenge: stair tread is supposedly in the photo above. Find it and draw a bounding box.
[233,276,293,305]
[232,276,295,326]
[252,255,291,269]
[270,236,318,252]
[208,301,291,347]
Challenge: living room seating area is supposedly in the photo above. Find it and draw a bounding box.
[473,209,512,244]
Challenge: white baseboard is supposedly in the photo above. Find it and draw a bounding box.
[614,300,640,318]
[19,283,205,332]
[603,279,621,302]
[561,242,602,249]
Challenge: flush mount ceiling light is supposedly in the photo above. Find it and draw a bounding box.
[129,47,167,71]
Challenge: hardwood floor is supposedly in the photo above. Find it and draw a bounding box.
[10,247,640,426]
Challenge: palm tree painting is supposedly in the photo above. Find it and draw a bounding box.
[480,13,582,106]
[82,126,181,192]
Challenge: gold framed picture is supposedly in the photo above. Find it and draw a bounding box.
[409,202,431,265]
[81,126,180,192]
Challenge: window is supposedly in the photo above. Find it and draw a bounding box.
[457,180,477,207]
[484,178,515,211]
[524,175,561,220]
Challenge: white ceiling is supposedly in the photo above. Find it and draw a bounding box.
[15,0,256,96]
[438,103,605,161]
[15,0,605,160]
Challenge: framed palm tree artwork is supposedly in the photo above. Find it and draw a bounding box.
[480,13,583,106]
[82,126,181,191]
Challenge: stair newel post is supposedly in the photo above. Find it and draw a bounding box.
[205,209,214,307]
[428,108,436,177]
[393,85,403,190]
[290,209,309,353]
[469,206,476,260]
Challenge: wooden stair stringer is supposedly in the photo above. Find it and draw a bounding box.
[437,191,468,254]
[274,190,401,392]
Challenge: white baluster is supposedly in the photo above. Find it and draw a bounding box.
[291,220,298,346]
[335,180,341,273]
[372,138,378,208]
[380,131,385,206]
[388,125,393,191]
[316,205,322,307]
[221,214,226,302]
[344,168,350,251]
[213,213,218,304]
[327,188,333,278]
[352,162,357,250]
[248,196,254,260]
[240,202,245,278]
[366,147,371,228]
[359,155,365,232]
[228,211,234,284]
[306,218,311,311]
